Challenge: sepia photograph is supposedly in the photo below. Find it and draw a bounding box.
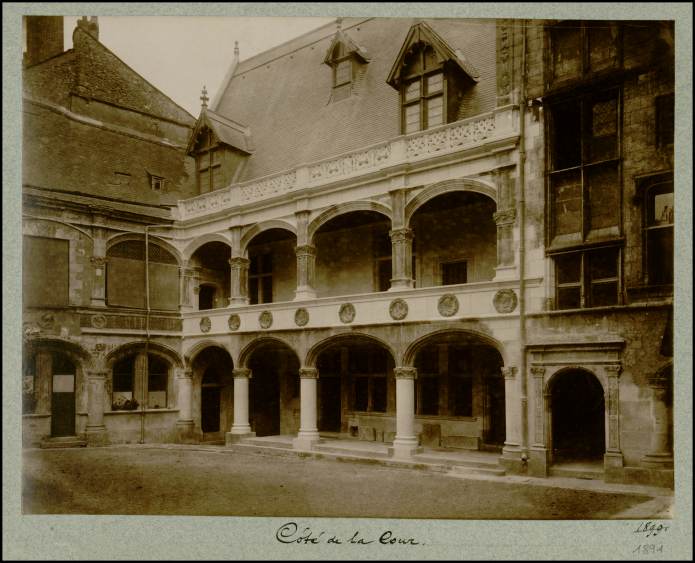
[3,2,692,560]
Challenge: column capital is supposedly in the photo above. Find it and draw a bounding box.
[86,370,109,380]
[176,368,193,379]
[604,364,623,378]
[530,365,546,378]
[295,244,316,257]
[389,228,414,243]
[501,366,518,379]
[233,367,252,379]
[299,367,319,379]
[394,366,417,380]
[229,256,250,268]
[647,374,670,389]
[90,256,107,267]
[493,208,516,226]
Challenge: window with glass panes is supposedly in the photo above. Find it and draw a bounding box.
[554,246,620,309]
[350,346,388,413]
[196,128,223,194]
[401,44,445,134]
[249,253,273,305]
[644,180,674,285]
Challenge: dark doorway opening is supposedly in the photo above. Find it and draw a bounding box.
[201,367,221,433]
[483,375,506,447]
[199,285,216,310]
[319,375,341,432]
[551,369,605,461]
[51,353,76,437]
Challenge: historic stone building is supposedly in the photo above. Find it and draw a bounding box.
[22,16,675,487]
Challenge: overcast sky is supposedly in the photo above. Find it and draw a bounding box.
[62,16,335,116]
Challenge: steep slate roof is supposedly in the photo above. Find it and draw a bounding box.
[214,17,498,182]
[187,108,255,155]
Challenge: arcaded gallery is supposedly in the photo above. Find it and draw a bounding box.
[22,15,675,487]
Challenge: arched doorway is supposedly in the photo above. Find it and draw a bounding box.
[201,367,221,433]
[190,242,231,310]
[191,346,234,442]
[245,228,297,304]
[50,353,77,437]
[246,341,300,437]
[550,369,605,462]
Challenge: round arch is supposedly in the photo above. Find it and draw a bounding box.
[185,340,233,368]
[105,340,184,369]
[182,233,232,263]
[238,336,300,368]
[544,365,606,396]
[402,327,505,367]
[240,221,297,255]
[404,178,498,226]
[106,233,182,266]
[23,216,94,241]
[305,331,397,368]
[24,337,90,367]
[307,200,392,243]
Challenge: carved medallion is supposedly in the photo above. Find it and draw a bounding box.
[90,314,107,329]
[493,289,518,314]
[437,294,459,317]
[339,303,356,324]
[294,308,309,327]
[228,314,241,331]
[200,317,211,333]
[38,312,55,329]
[259,310,273,329]
[389,298,408,321]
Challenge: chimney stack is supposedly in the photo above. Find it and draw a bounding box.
[23,16,64,66]
[77,16,99,41]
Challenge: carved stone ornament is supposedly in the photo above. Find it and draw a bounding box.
[259,310,273,329]
[437,294,459,317]
[294,308,309,327]
[339,303,356,324]
[38,312,55,329]
[228,314,241,331]
[493,289,518,314]
[389,298,409,321]
[90,314,107,329]
[200,317,211,333]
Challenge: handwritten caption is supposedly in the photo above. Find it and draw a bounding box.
[275,522,422,546]
[632,521,669,556]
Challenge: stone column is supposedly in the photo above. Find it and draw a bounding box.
[604,364,624,476]
[90,256,107,307]
[389,367,423,459]
[641,373,673,468]
[229,257,250,306]
[85,370,109,445]
[293,367,321,449]
[178,261,197,313]
[175,368,195,443]
[226,367,255,444]
[35,350,52,415]
[133,351,148,410]
[500,366,524,471]
[295,245,317,300]
[528,366,549,477]
[389,228,414,290]
[493,209,516,281]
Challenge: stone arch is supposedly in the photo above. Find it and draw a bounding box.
[105,340,184,369]
[106,233,182,266]
[402,327,506,367]
[307,200,392,243]
[404,178,498,226]
[182,233,232,262]
[305,331,397,368]
[184,340,233,368]
[238,336,300,368]
[544,365,606,395]
[240,220,297,255]
[24,336,91,366]
[23,216,94,240]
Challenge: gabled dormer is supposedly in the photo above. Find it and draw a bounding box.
[323,18,370,102]
[387,21,480,134]
[187,87,254,194]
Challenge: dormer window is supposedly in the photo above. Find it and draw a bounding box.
[324,21,370,103]
[387,22,480,135]
[335,58,352,88]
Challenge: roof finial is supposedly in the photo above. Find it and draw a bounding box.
[200,85,209,109]
[336,17,343,32]
[234,40,239,58]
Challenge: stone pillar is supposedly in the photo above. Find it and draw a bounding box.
[389,367,423,459]
[133,351,148,410]
[85,370,109,445]
[389,228,414,290]
[35,350,52,415]
[293,367,320,449]
[641,373,673,468]
[528,366,549,477]
[179,261,197,313]
[229,257,250,306]
[295,245,317,300]
[90,256,107,307]
[500,366,524,472]
[603,364,624,478]
[226,368,255,444]
[175,368,195,443]
[493,208,516,281]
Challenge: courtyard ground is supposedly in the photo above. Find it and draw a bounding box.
[21,444,673,519]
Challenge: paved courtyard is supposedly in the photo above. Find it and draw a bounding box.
[22,445,671,519]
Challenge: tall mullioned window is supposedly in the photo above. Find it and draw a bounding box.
[401,43,445,134]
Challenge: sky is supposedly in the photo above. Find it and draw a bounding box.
[62,16,335,116]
